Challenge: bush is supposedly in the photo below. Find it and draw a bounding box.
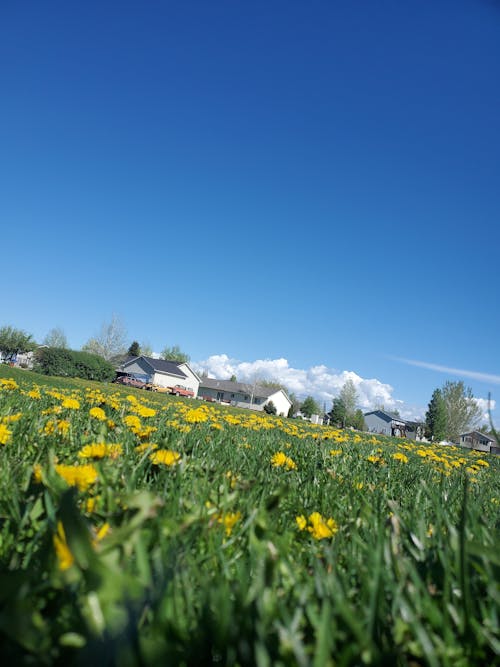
[264,400,277,415]
[34,347,115,382]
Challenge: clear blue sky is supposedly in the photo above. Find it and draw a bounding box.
[1,1,499,421]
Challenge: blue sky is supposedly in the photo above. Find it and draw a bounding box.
[1,1,499,422]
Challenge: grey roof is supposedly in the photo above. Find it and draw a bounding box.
[199,377,281,399]
[122,355,187,379]
[460,430,496,442]
[364,409,407,423]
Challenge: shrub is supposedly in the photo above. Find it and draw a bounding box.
[264,400,277,415]
[34,347,115,382]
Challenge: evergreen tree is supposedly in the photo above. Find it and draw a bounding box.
[425,388,447,442]
[329,397,347,427]
[127,341,140,357]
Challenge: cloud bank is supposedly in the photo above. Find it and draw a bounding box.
[193,354,423,420]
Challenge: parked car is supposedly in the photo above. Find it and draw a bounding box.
[169,384,195,398]
[113,375,147,389]
[144,383,170,393]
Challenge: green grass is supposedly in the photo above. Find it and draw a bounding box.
[0,366,499,666]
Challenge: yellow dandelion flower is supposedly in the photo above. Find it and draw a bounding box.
[53,521,74,571]
[271,451,297,470]
[33,464,43,483]
[184,408,209,423]
[0,378,18,390]
[135,405,156,418]
[78,443,123,459]
[330,449,342,456]
[61,398,80,410]
[475,459,489,467]
[57,420,70,435]
[219,511,242,536]
[150,449,181,466]
[1,413,22,423]
[308,512,338,540]
[392,452,409,464]
[135,442,158,453]
[89,407,106,421]
[296,515,307,531]
[0,423,12,445]
[55,464,98,491]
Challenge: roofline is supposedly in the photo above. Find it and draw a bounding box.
[121,356,155,372]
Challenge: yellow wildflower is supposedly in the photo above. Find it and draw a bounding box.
[392,452,409,464]
[135,442,158,453]
[53,521,74,571]
[1,413,22,423]
[33,464,43,483]
[298,512,338,540]
[134,405,156,418]
[55,464,98,491]
[150,449,181,466]
[0,423,12,445]
[61,398,80,410]
[89,407,106,421]
[78,443,123,459]
[0,378,18,390]
[57,420,70,436]
[330,449,342,456]
[271,451,297,470]
[219,511,242,536]
[185,408,209,423]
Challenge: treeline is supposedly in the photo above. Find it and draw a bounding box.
[34,348,115,382]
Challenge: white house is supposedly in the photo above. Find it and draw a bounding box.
[459,430,497,453]
[198,378,292,417]
[117,356,201,397]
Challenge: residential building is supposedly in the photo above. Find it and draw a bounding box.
[198,377,292,416]
[117,355,200,396]
[364,409,425,441]
[459,430,497,454]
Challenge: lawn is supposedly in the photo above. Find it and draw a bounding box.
[0,366,499,666]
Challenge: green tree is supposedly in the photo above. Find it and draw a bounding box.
[441,381,482,442]
[141,342,153,357]
[127,341,141,357]
[82,315,127,361]
[301,396,320,418]
[0,325,35,362]
[425,388,447,442]
[329,397,347,427]
[230,374,237,382]
[161,344,190,363]
[339,379,358,419]
[350,409,366,431]
[287,392,301,418]
[43,327,68,349]
[263,400,277,415]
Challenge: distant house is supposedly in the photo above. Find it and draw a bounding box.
[364,410,425,441]
[198,378,292,417]
[460,430,497,454]
[117,355,200,396]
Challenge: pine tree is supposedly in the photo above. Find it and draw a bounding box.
[425,389,447,442]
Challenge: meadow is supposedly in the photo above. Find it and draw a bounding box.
[0,366,499,666]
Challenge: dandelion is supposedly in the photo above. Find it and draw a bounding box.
[78,443,123,459]
[33,464,43,483]
[392,452,409,464]
[219,511,242,536]
[0,378,18,390]
[150,449,181,466]
[297,512,338,540]
[89,407,106,421]
[1,413,22,423]
[57,420,70,436]
[53,521,74,571]
[61,398,80,410]
[271,451,297,470]
[135,442,158,453]
[330,449,342,456]
[185,408,209,423]
[55,464,98,491]
[0,423,12,445]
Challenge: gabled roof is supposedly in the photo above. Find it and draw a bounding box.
[364,409,407,423]
[460,430,496,442]
[121,355,187,379]
[199,377,289,401]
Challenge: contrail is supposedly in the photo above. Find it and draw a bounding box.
[391,357,500,385]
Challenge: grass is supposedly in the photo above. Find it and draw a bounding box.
[0,365,499,666]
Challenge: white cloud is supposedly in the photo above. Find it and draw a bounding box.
[473,397,496,423]
[193,354,424,418]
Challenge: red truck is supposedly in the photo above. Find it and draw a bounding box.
[169,384,195,398]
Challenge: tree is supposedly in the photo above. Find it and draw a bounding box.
[161,344,190,363]
[127,341,141,357]
[230,374,237,382]
[0,325,35,362]
[287,392,301,418]
[301,396,320,418]
[338,379,358,419]
[141,342,153,357]
[425,388,447,442]
[329,397,347,427]
[43,327,68,349]
[82,315,127,361]
[441,381,482,443]
[351,409,366,431]
[264,400,277,415]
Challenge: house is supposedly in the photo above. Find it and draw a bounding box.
[117,355,201,397]
[459,430,498,454]
[364,410,426,441]
[198,378,292,416]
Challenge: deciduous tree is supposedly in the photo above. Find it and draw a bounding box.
[0,325,35,361]
[82,315,127,361]
[161,344,190,363]
[441,381,482,443]
[300,396,320,418]
[43,327,68,349]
